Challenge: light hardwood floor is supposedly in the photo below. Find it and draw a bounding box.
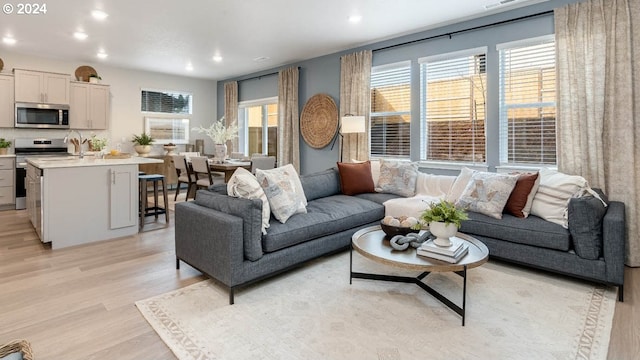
[1,208,638,359]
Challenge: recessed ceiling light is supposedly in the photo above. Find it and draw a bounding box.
[186,63,194,71]
[73,31,88,40]
[348,15,362,23]
[253,56,270,62]
[97,51,108,59]
[212,55,223,63]
[91,10,108,20]
[2,36,16,45]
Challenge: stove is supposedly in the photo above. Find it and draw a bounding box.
[14,138,69,209]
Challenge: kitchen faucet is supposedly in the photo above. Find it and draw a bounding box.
[64,129,84,159]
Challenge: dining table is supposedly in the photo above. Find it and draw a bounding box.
[208,160,252,182]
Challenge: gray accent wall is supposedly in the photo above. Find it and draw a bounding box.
[217,0,581,175]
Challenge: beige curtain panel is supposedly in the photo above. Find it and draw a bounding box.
[340,50,372,162]
[224,81,239,152]
[278,67,300,172]
[555,0,640,266]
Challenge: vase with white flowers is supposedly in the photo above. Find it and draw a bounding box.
[192,116,238,160]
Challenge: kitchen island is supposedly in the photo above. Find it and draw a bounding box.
[26,156,163,249]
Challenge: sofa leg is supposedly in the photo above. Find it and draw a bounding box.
[229,287,235,305]
[618,285,624,302]
[176,258,180,270]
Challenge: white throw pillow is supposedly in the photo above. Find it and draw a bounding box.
[255,164,307,223]
[446,167,476,202]
[456,172,519,219]
[530,168,590,228]
[227,167,271,234]
[375,159,419,197]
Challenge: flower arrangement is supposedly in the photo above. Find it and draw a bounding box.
[418,200,468,228]
[88,135,108,151]
[192,116,238,144]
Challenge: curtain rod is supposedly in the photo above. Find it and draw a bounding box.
[373,9,554,53]
[236,66,301,83]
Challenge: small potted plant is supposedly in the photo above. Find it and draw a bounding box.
[419,200,468,247]
[131,133,154,157]
[88,135,108,152]
[89,74,102,84]
[0,138,11,155]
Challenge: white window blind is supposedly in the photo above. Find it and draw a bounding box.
[141,89,193,115]
[370,62,411,158]
[498,36,556,165]
[419,48,487,164]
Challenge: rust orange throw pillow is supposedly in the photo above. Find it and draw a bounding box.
[337,161,375,196]
[504,172,539,218]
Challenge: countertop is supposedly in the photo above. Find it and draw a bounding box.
[0,154,16,158]
[27,156,163,169]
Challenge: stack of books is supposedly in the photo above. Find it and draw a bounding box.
[417,236,469,263]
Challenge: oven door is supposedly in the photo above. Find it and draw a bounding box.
[15,166,26,210]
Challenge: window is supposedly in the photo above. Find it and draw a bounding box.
[419,48,487,164]
[498,36,556,165]
[238,97,278,156]
[370,61,411,158]
[141,89,192,114]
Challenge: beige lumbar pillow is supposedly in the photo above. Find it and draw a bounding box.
[530,168,592,228]
[227,167,270,234]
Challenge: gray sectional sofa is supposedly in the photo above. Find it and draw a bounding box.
[174,167,625,304]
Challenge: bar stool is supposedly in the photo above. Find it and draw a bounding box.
[139,174,169,229]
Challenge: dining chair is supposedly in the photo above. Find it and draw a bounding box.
[250,156,276,174]
[230,152,245,160]
[251,153,267,158]
[179,151,200,161]
[171,155,197,201]
[191,156,224,194]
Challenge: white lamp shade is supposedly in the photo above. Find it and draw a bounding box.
[340,115,366,134]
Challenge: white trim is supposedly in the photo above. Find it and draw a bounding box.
[418,46,487,64]
[372,60,412,73]
[238,96,278,108]
[417,161,488,172]
[496,34,555,51]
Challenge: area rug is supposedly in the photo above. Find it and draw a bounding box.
[136,252,616,360]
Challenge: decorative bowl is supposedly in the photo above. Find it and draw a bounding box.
[380,221,419,238]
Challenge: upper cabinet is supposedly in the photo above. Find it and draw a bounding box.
[14,69,70,105]
[0,74,14,128]
[69,81,110,130]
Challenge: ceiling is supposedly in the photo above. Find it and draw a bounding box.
[0,0,548,81]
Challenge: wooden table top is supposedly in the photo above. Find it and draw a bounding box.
[352,225,489,272]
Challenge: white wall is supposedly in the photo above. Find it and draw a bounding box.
[0,50,217,155]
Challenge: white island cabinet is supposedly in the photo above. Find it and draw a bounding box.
[26,156,162,249]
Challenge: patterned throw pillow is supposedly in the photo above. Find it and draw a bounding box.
[227,167,271,234]
[456,172,519,219]
[255,165,307,223]
[375,159,419,197]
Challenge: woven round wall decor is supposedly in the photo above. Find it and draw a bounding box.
[300,93,338,149]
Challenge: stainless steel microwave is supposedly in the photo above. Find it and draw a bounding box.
[15,103,70,129]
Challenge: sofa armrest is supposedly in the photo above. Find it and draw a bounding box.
[602,201,625,285]
[175,202,245,287]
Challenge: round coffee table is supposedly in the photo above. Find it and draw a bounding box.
[350,225,489,326]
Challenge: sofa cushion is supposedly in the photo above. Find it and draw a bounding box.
[256,165,307,223]
[300,168,341,201]
[227,167,270,234]
[195,190,264,261]
[262,195,384,253]
[504,172,539,218]
[456,172,518,219]
[530,168,589,228]
[355,192,401,205]
[460,211,571,251]
[375,159,419,197]
[568,190,608,260]
[446,167,476,202]
[337,161,375,195]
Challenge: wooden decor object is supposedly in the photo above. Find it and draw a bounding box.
[75,65,97,82]
[300,93,339,149]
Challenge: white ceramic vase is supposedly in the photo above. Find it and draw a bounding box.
[214,143,227,160]
[134,145,152,157]
[429,221,458,247]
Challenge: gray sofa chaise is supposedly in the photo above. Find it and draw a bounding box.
[175,167,625,303]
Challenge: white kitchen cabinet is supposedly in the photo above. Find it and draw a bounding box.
[0,157,15,210]
[69,82,110,129]
[109,167,137,229]
[0,74,14,127]
[14,69,70,105]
